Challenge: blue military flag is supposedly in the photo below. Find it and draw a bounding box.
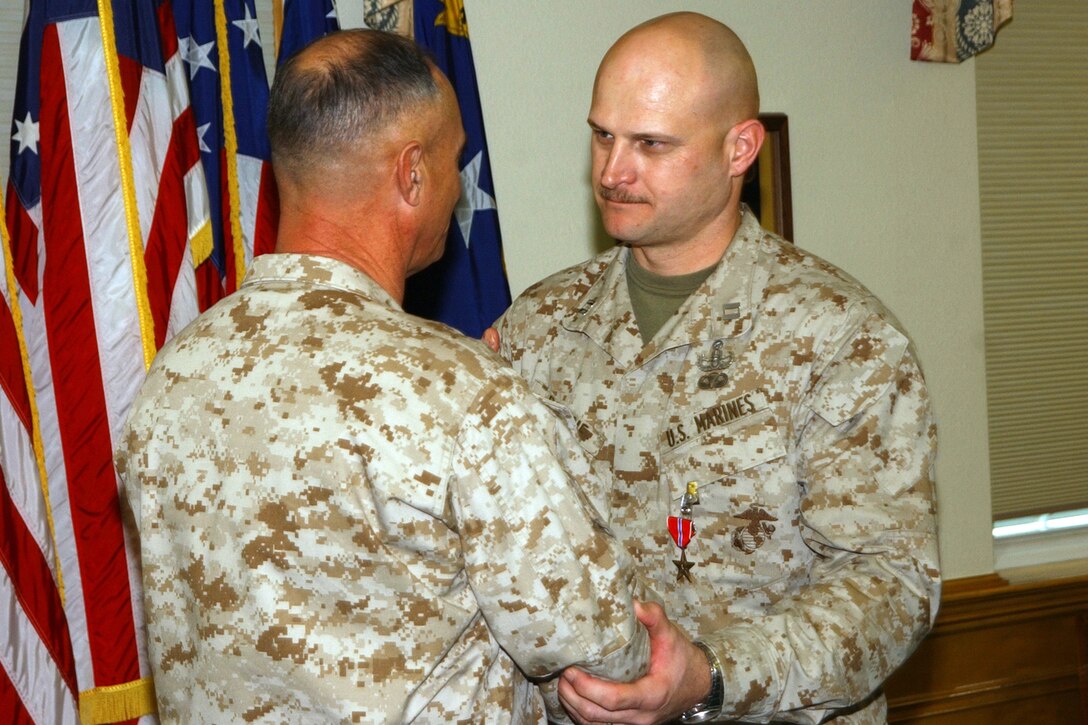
[276,0,341,66]
[405,0,512,338]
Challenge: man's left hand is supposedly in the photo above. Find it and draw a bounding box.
[557,600,712,725]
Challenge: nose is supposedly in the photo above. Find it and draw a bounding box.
[599,142,634,189]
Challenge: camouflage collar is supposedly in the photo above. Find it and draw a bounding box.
[658,208,763,346]
[242,253,400,310]
[561,209,764,369]
[560,246,642,368]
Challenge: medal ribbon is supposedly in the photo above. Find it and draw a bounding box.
[668,515,695,549]
[669,482,700,583]
[668,481,700,549]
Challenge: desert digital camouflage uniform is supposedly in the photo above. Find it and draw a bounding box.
[116,254,649,724]
[497,209,940,724]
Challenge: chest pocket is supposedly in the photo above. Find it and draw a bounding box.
[661,408,786,500]
[660,409,797,577]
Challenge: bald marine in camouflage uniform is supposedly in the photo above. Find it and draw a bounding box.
[116,30,648,724]
[494,13,939,725]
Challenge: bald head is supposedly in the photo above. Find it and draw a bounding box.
[598,12,759,129]
[587,12,765,272]
[267,28,441,187]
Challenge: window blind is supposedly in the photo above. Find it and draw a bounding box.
[975,0,1088,518]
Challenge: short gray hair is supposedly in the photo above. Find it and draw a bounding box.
[267,29,439,177]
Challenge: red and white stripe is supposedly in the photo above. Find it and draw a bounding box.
[237,149,278,266]
[4,7,212,716]
[1,201,78,723]
[127,1,209,347]
[20,15,145,698]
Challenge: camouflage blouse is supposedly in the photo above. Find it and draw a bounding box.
[498,210,940,724]
[117,254,648,724]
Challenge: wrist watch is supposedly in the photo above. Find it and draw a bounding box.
[680,640,725,723]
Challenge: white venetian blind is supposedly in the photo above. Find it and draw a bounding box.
[975,0,1088,519]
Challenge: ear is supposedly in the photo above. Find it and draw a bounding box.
[395,141,425,206]
[725,118,765,179]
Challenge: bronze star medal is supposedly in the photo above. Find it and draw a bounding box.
[673,555,695,581]
[668,482,700,583]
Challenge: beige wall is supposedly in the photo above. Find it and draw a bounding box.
[0,7,21,178]
[0,2,994,579]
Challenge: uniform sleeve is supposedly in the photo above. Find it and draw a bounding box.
[450,374,650,684]
[494,297,541,377]
[701,313,940,723]
[494,304,523,367]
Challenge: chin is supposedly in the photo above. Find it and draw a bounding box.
[603,221,645,244]
[412,242,446,273]
[600,214,626,236]
[601,210,649,238]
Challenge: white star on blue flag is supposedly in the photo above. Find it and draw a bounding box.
[13,111,39,155]
[180,36,216,79]
[232,6,261,49]
[455,151,497,247]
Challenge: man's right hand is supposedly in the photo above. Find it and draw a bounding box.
[482,327,500,353]
[557,600,712,725]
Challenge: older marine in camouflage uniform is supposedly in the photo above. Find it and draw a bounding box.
[117,254,649,724]
[498,207,939,724]
[117,29,649,725]
[496,12,940,724]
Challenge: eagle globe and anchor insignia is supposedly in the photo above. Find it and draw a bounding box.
[435,0,469,37]
[731,506,777,554]
[669,484,779,580]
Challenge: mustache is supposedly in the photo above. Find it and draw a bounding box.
[598,187,648,204]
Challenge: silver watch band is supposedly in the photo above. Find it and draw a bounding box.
[680,640,724,723]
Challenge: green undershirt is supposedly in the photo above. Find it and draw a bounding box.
[626,255,718,344]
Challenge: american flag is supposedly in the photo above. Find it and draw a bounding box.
[173,0,279,299]
[2,2,513,719]
[2,0,220,720]
[1,191,79,724]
